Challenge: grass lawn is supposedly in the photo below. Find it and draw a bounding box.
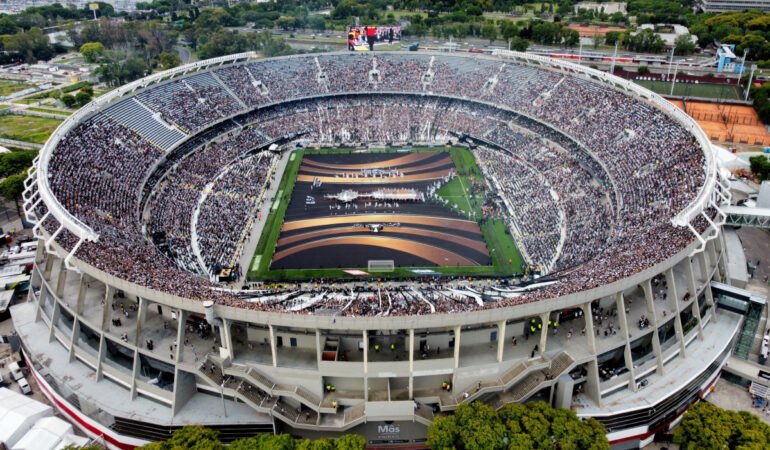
[0,114,62,143]
[248,147,524,281]
[0,80,35,97]
[27,107,71,116]
[633,80,742,100]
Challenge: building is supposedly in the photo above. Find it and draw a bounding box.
[12,51,747,449]
[701,0,770,12]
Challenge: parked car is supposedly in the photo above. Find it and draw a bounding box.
[17,376,31,394]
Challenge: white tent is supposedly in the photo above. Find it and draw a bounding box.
[0,387,53,447]
[12,416,89,450]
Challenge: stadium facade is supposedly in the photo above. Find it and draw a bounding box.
[12,51,748,449]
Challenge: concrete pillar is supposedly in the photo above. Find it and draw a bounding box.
[75,273,88,315]
[697,251,709,284]
[581,303,596,355]
[134,297,148,348]
[641,280,664,375]
[95,334,106,381]
[315,330,322,364]
[49,300,60,343]
[175,310,187,363]
[718,231,729,281]
[615,292,637,392]
[54,259,67,298]
[453,326,461,368]
[34,281,46,322]
[100,286,114,331]
[130,349,139,399]
[363,330,368,402]
[538,313,549,357]
[496,321,506,363]
[685,258,705,340]
[43,254,54,280]
[408,329,414,398]
[665,269,686,358]
[584,359,602,407]
[706,240,720,282]
[68,319,79,362]
[269,325,277,367]
[220,318,233,361]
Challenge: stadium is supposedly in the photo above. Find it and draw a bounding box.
[11,50,745,448]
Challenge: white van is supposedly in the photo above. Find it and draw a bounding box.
[17,377,31,394]
[9,361,23,381]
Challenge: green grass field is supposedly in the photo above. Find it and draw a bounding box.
[0,114,62,143]
[633,80,742,100]
[0,80,35,97]
[247,147,524,281]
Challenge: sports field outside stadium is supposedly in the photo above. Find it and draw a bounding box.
[247,147,524,281]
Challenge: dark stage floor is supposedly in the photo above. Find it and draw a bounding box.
[270,151,491,270]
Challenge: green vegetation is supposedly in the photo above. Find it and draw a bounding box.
[750,155,770,181]
[0,79,35,97]
[428,401,609,450]
[673,401,770,449]
[248,147,523,281]
[135,425,366,450]
[0,114,61,143]
[633,80,742,99]
[0,149,37,214]
[26,107,71,116]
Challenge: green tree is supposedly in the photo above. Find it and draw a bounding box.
[749,155,770,181]
[75,90,92,107]
[2,27,56,62]
[159,51,181,69]
[674,34,696,56]
[428,401,609,450]
[0,172,28,215]
[333,433,366,449]
[60,94,77,108]
[79,42,104,63]
[604,31,622,46]
[0,150,36,177]
[308,15,325,33]
[141,425,224,450]
[673,402,770,449]
[481,21,497,43]
[510,36,530,52]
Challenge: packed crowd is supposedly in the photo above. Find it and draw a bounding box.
[38,52,711,316]
[148,127,273,274]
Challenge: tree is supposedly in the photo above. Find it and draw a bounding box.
[60,94,77,108]
[0,172,28,215]
[749,155,770,181]
[673,401,770,449]
[0,150,36,178]
[428,402,609,450]
[674,34,696,56]
[333,433,366,449]
[482,21,497,43]
[308,15,325,33]
[604,31,622,46]
[2,27,56,62]
[592,33,605,49]
[75,90,92,107]
[510,36,530,52]
[141,425,223,450]
[79,42,104,63]
[638,65,650,75]
[159,51,181,70]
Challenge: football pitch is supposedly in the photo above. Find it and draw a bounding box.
[633,80,742,100]
[247,147,524,281]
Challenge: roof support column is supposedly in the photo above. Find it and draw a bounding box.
[615,292,637,392]
[641,279,664,375]
[665,268,686,358]
[496,320,506,363]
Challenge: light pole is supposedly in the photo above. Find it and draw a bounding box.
[610,40,619,76]
[220,375,228,418]
[670,60,680,96]
[745,64,758,102]
[736,48,749,86]
[665,45,676,82]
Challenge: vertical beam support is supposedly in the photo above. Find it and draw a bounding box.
[100,286,115,331]
[268,325,278,367]
[315,330,322,364]
[408,329,414,399]
[75,273,88,315]
[665,269,686,358]
[538,313,548,357]
[175,310,187,363]
[685,258,705,340]
[221,318,233,361]
[453,326,462,368]
[641,280,664,375]
[54,258,67,298]
[496,320,506,363]
[581,303,596,355]
[134,297,147,348]
[95,334,106,381]
[615,292,637,392]
[363,330,369,402]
